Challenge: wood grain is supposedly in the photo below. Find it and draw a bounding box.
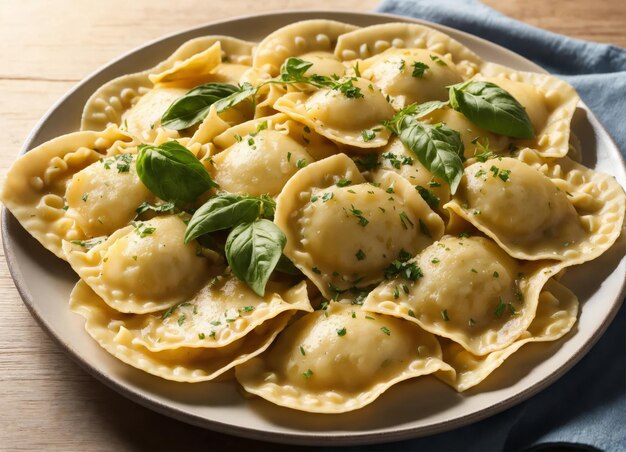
[1,1,623,450]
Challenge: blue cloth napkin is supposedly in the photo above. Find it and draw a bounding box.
[324,1,626,450]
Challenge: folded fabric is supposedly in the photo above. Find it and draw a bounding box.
[319,1,626,450]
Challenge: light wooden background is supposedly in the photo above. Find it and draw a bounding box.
[1,1,625,450]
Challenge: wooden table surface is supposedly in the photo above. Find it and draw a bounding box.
[1,1,624,450]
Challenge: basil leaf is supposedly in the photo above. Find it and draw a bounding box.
[280,58,314,82]
[184,194,261,243]
[225,219,286,296]
[397,120,465,194]
[161,83,238,130]
[136,141,217,203]
[449,81,534,139]
[213,82,257,113]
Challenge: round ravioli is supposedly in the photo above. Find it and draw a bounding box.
[120,87,187,141]
[274,77,395,148]
[511,148,626,266]
[69,280,293,383]
[334,22,484,78]
[63,215,213,313]
[437,278,578,391]
[252,19,358,76]
[360,48,463,109]
[363,236,561,355]
[235,302,453,413]
[0,127,134,259]
[81,35,255,132]
[446,157,591,261]
[209,116,322,197]
[371,137,451,208]
[477,63,579,158]
[274,154,444,299]
[65,153,153,237]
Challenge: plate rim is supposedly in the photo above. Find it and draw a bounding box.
[2,9,625,446]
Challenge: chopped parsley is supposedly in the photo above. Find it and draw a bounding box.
[177,315,186,326]
[321,192,334,202]
[495,297,506,318]
[312,267,322,274]
[384,249,423,281]
[102,153,133,173]
[241,306,255,313]
[132,221,156,238]
[300,346,306,356]
[69,238,103,251]
[441,309,450,321]
[336,178,352,187]
[380,326,391,336]
[411,61,429,78]
[382,152,413,169]
[349,205,369,227]
[355,249,366,261]
[303,369,314,379]
[361,129,376,142]
[399,211,414,229]
[430,54,447,66]
[415,186,440,208]
[135,201,175,216]
[296,158,307,169]
[337,327,347,337]
[198,333,206,340]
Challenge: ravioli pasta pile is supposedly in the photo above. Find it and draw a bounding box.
[3,20,625,414]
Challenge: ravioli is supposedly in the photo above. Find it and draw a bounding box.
[81,35,255,132]
[437,279,578,391]
[363,236,560,355]
[65,153,153,237]
[149,41,223,87]
[2,19,617,405]
[274,154,444,299]
[63,215,214,313]
[70,280,293,383]
[209,114,337,196]
[445,155,623,265]
[334,22,484,78]
[274,77,395,148]
[476,63,579,158]
[359,48,464,109]
[235,302,453,413]
[513,148,625,265]
[252,19,358,76]
[120,87,187,141]
[0,127,134,259]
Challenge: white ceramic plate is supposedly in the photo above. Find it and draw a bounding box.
[3,11,625,446]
